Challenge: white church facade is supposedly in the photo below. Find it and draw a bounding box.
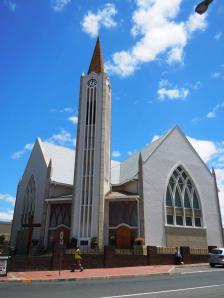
[11,39,224,253]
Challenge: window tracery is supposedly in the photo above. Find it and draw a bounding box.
[165,166,202,227]
[21,176,36,225]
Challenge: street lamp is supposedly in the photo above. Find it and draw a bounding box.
[195,0,214,14]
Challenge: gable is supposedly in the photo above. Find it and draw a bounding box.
[143,126,212,179]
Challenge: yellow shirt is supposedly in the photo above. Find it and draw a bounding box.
[74,248,82,260]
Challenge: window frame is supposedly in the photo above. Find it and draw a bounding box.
[165,166,203,228]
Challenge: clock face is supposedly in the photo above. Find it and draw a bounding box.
[87,78,97,87]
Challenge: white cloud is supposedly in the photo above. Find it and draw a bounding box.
[61,107,72,113]
[11,143,34,160]
[106,0,207,77]
[68,116,78,124]
[9,2,16,12]
[158,87,189,100]
[46,129,75,147]
[206,111,216,118]
[211,72,221,79]
[187,136,218,163]
[193,101,224,123]
[4,1,17,12]
[159,79,169,88]
[214,32,222,41]
[0,193,16,205]
[112,150,121,158]
[151,135,161,142]
[11,128,76,160]
[0,210,13,221]
[81,3,117,38]
[167,47,183,65]
[206,101,224,119]
[51,0,71,12]
[187,138,224,223]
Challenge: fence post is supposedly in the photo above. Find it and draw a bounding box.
[104,246,107,268]
[180,246,190,264]
[147,246,157,265]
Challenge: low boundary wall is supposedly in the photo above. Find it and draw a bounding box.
[7,245,210,272]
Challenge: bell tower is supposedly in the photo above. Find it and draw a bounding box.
[71,38,111,248]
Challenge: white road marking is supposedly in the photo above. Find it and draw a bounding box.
[181,268,224,274]
[98,283,224,298]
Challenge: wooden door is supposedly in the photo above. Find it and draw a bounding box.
[116,226,131,249]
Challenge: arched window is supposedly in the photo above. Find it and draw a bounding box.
[21,176,36,225]
[165,166,202,228]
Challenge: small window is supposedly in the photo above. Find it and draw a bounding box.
[184,190,191,208]
[175,189,182,207]
[177,167,182,172]
[195,218,201,227]
[167,215,174,225]
[173,171,179,178]
[176,216,183,225]
[166,189,173,206]
[182,172,187,180]
[185,217,192,226]
[193,191,200,209]
[178,178,184,191]
[170,176,175,184]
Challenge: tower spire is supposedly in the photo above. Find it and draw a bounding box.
[88,37,104,74]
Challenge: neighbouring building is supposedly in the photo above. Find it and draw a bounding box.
[0,221,12,242]
[11,38,224,253]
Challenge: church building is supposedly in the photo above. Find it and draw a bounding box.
[11,38,224,253]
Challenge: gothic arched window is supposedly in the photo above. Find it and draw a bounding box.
[165,166,202,228]
[21,176,36,225]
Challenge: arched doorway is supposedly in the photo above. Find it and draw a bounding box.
[116,225,131,249]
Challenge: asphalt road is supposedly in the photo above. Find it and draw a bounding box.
[1,266,224,298]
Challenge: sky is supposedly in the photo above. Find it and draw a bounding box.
[0,0,224,223]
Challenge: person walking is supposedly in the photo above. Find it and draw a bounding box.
[71,246,84,272]
[174,247,183,265]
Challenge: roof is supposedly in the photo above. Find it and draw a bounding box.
[39,141,75,185]
[111,135,166,185]
[88,37,104,74]
[37,132,166,186]
[34,126,212,188]
[105,191,139,200]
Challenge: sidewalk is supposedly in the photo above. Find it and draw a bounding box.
[0,263,208,283]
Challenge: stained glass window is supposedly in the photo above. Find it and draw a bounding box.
[165,166,202,227]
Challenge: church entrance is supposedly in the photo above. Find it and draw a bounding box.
[116,226,131,249]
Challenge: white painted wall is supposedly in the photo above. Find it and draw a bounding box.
[143,127,223,247]
[11,139,48,247]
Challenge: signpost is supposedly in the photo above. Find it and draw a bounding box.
[59,231,64,276]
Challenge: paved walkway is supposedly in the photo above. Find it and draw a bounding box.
[0,265,177,283]
[0,263,208,283]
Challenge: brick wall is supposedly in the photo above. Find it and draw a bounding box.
[8,256,53,272]
[7,245,209,271]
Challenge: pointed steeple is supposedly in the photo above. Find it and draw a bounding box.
[88,37,104,74]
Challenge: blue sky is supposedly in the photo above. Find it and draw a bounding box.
[0,0,224,222]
